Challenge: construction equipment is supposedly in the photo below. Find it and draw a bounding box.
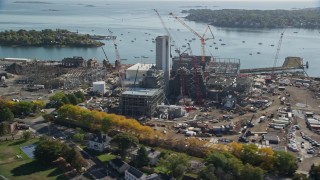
[133,66,139,88]
[108,29,123,88]
[169,12,214,63]
[271,30,285,78]
[154,9,179,57]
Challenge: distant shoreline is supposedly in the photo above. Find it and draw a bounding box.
[0,29,104,48]
[183,8,320,29]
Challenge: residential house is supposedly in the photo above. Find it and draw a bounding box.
[130,147,161,165]
[87,134,111,152]
[125,166,159,180]
[109,158,130,174]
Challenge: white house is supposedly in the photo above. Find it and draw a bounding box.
[125,166,159,180]
[87,134,111,152]
[130,147,161,166]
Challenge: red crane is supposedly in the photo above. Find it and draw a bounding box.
[169,12,214,63]
[271,30,285,78]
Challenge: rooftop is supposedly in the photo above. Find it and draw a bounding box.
[127,166,144,178]
[122,88,161,97]
[127,63,155,71]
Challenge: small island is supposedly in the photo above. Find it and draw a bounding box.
[182,8,320,29]
[0,29,105,47]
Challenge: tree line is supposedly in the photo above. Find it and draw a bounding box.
[183,8,320,29]
[53,103,300,178]
[48,91,85,108]
[0,29,104,47]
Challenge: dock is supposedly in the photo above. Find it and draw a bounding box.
[240,57,306,74]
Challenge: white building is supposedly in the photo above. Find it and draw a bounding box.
[87,134,111,152]
[125,63,155,80]
[93,81,106,94]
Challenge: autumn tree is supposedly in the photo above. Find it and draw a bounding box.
[111,133,138,159]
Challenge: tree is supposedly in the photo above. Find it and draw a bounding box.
[135,146,149,167]
[273,151,298,177]
[22,131,32,141]
[206,152,229,170]
[292,173,308,180]
[309,163,320,180]
[111,133,138,158]
[240,163,264,180]
[101,117,112,133]
[198,164,218,180]
[34,140,63,164]
[0,106,14,122]
[0,122,8,136]
[66,94,78,105]
[74,91,85,102]
[158,153,190,178]
[73,133,84,142]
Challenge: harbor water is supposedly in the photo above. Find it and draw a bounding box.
[0,0,319,76]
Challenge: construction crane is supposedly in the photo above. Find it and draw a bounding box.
[154,9,178,57]
[169,12,214,63]
[108,29,123,88]
[271,30,285,78]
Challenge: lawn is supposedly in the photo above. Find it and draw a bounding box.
[97,153,116,164]
[0,139,66,180]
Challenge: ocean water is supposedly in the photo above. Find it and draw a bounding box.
[0,0,319,76]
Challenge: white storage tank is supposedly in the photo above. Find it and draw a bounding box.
[93,81,106,94]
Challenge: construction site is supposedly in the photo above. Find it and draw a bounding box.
[1,10,319,168]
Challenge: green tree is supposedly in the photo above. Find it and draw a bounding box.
[74,91,85,102]
[198,164,218,180]
[273,151,298,177]
[34,140,63,164]
[22,131,32,141]
[12,101,34,115]
[206,152,229,170]
[111,133,138,159]
[66,94,78,105]
[0,106,14,122]
[309,163,320,180]
[0,122,8,136]
[73,133,84,142]
[292,173,308,180]
[158,153,190,178]
[240,163,264,180]
[135,146,149,167]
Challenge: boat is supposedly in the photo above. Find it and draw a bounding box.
[192,38,196,40]
[242,41,245,43]
[221,43,226,46]
[258,42,262,45]
[213,42,216,44]
[249,53,252,55]
[131,40,134,42]
[150,50,153,52]
[142,56,149,58]
[182,45,186,47]
[171,45,175,46]
[177,29,180,31]
[257,52,261,54]
[146,40,149,41]
[270,44,275,46]
[209,45,212,47]
[134,56,139,58]
[152,41,155,43]
[189,40,192,42]
[219,39,222,41]
[294,32,298,33]
[215,47,218,49]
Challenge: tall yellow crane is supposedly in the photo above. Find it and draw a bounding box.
[169,12,214,63]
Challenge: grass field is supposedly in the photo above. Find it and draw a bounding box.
[97,153,116,164]
[0,139,66,180]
